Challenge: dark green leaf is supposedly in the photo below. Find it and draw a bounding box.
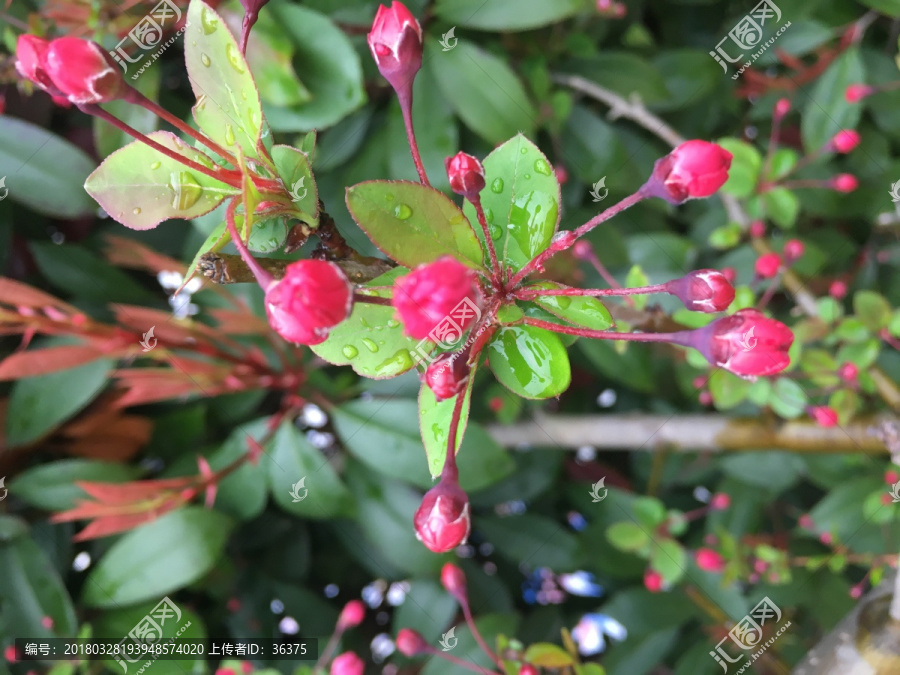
[650,539,686,584]
[478,515,582,568]
[859,0,900,16]
[434,0,584,31]
[801,48,864,151]
[421,614,520,675]
[10,461,141,512]
[487,326,571,399]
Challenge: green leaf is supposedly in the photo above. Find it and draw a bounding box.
[708,370,751,410]
[6,358,113,448]
[94,68,160,158]
[624,265,650,310]
[266,422,354,518]
[85,131,237,230]
[185,0,262,159]
[478,515,582,568]
[205,421,268,521]
[0,115,97,218]
[419,374,474,477]
[434,0,584,30]
[651,539,686,584]
[854,290,892,331]
[763,187,800,229]
[265,2,366,131]
[463,135,560,271]
[527,282,614,331]
[421,614,521,675]
[487,326,570,399]
[632,496,667,529]
[801,48,864,151]
[859,0,900,16]
[708,222,743,249]
[767,378,808,419]
[310,268,424,379]
[82,507,233,607]
[606,521,650,552]
[346,180,484,269]
[10,460,141,512]
[428,40,537,144]
[0,516,78,637]
[270,144,319,224]
[717,138,761,198]
[765,148,799,180]
[392,580,458,646]
[523,643,575,668]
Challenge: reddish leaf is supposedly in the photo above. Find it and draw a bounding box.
[103,234,186,275]
[75,478,194,504]
[0,345,106,380]
[0,277,77,311]
[72,513,161,541]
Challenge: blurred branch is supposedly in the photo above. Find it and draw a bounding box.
[487,412,890,453]
[199,252,393,285]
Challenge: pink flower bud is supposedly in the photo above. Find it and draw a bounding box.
[265,260,353,345]
[829,280,848,299]
[839,362,858,383]
[331,652,365,675]
[783,239,804,263]
[15,35,61,96]
[519,666,539,675]
[554,165,569,185]
[698,390,712,406]
[830,173,858,193]
[666,269,735,313]
[798,514,814,529]
[695,548,726,573]
[393,256,481,340]
[885,469,899,485]
[882,493,894,505]
[395,628,428,656]
[337,600,365,630]
[710,493,731,510]
[425,353,470,401]
[643,568,663,593]
[43,37,128,105]
[413,479,471,553]
[809,405,838,428]
[830,130,860,153]
[850,585,864,599]
[572,240,594,261]
[819,531,833,545]
[692,308,794,378]
[367,2,423,96]
[440,562,467,603]
[773,98,791,120]
[445,152,485,200]
[720,267,736,284]
[754,559,768,573]
[642,140,733,204]
[845,84,874,103]
[749,220,766,238]
[755,252,781,279]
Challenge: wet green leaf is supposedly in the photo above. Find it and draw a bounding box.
[487,326,570,399]
[527,282,614,331]
[271,144,319,225]
[419,372,474,477]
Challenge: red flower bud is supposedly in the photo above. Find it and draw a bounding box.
[554,165,569,185]
[643,568,663,593]
[830,130,860,153]
[695,548,726,573]
[749,220,766,238]
[755,252,781,279]
[425,353,470,401]
[830,173,858,193]
[572,240,594,261]
[710,493,731,510]
[413,479,471,553]
[43,37,128,105]
[809,405,838,428]
[693,308,794,378]
[519,666,539,675]
[720,267,736,284]
[395,628,428,656]
[367,2,423,95]
[783,239,804,263]
[642,140,733,204]
[265,260,353,345]
[698,390,712,406]
[838,362,858,383]
[393,256,481,340]
[845,84,874,103]
[829,280,848,299]
[331,652,365,675]
[440,563,467,603]
[666,269,735,313]
[445,152,485,200]
[798,514,814,529]
[773,98,791,120]
[15,35,58,94]
[337,600,365,630]
[886,469,899,485]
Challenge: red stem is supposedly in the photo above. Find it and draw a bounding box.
[508,191,645,287]
[398,90,430,185]
[442,386,467,482]
[522,316,693,346]
[421,645,498,675]
[353,292,392,306]
[460,600,504,670]
[224,197,274,289]
[471,197,502,287]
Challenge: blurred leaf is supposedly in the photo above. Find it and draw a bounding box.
[564,53,669,106]
[206,423,268,521]
[523,643,575,668]
[708,370,751,410]
[6,358,113,449]
[853,290,891,331]
[462,134,560,271]
[421,614,520,675]
[393,580,457,645]
[10,461,141,512]
[434,0,585,30]
[478,515,582,568]
[767,377,808,419]
[579,339,656,393]
[607,522,650,552]
[487,326,571,399]
[528,282,614,330]
[763,187,800,229]
[632,497,667,529]
[650,539,686,584]
[858,0,900,18]
[624,264,650,310]
[83,507,233,607]
[94,68,160,158]
[652,49,720,111]
[0,115,97,219]
[429,40,537,144]
[801,48,864,152]
[717,138,761,198]
[267,422,354,518]
[559,105,623,184]
[347,180,485,269]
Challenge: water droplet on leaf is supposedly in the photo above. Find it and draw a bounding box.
[225,124,236,146]
[201,7,219,34]
[342,345,359,359]
[520,146,528,155]
[169,171,203,210]
[524,173,532,180]
[386,319,400,328]
[376,349,413,375]
[489,223,503,240]
[225,43,246,73]
[132,207,142,215]
[362,338,379,353]
[534,159,552,176]
[394,204,412,220]
[200,53,211,67]
[491,178,504,193]
[484,207,494,223]
[150,161,161,170]
[556,296,572,309]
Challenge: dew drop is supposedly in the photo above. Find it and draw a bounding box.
[342,345,359,359]
[225,43,246,73]
[200,53,211,67]
[150,161,161,170]
[520,146,528,154]
[362,338,379,353]
[386,319,400,328]
[394,204,412,220]
[524,173,532,180]
[534,158,552,176]
[385,193,395,201]
[132,207,142,215]
[489,223,503,240]
[225,124,236,146]
[240,90,248,101]
[491,178,504,193]
[169,171,203,210]
[484,207,494,223]
[201,7,218,34]
[360,318,370,328]
[376,349,414,375]
[556,296,572,309]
